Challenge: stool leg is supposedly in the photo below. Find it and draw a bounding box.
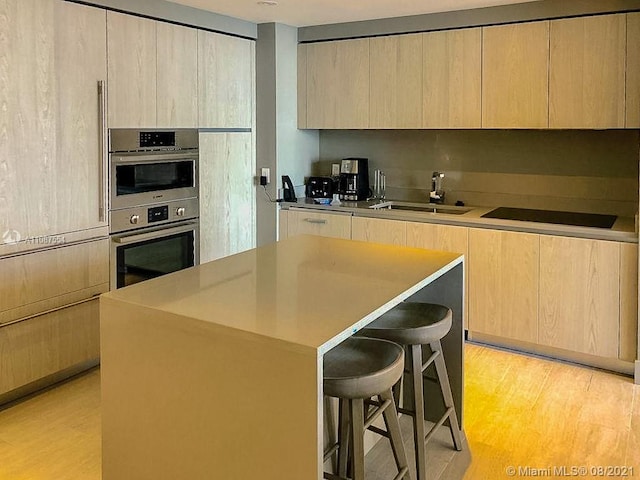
[410,344,427,480]
[430,340,463,451]
[379,389,411,480]
[337,398,350,477]
[350,399,366,480]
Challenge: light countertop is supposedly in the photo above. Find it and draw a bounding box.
[102,235,463,355]
[282,199,638,243]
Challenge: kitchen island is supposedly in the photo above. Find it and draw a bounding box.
[100,235,465,480]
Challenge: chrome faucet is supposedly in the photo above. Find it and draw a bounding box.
[430,172,445,204]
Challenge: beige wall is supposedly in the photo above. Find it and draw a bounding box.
[317,130,640,216]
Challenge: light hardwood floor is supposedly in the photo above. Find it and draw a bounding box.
[0,343,638,479]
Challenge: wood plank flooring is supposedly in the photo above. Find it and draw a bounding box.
[0,343,637,479]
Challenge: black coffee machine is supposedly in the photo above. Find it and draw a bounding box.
[338,157,369,201]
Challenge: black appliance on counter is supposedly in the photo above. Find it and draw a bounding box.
[338,157,369,201]
[305,176,333,198]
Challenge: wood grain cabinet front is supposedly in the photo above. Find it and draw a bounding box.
[549,14,626,129]
[351,217,407,246]
[0,0,108,240]
[199,132,256,263]
[468,228,540,344]
[626,13,640,128]
[287,210,352,239]
[482,21,550,128]
[304,38,370,129]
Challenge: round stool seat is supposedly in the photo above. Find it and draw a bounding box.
[323,337,404,399]
[361,303,452,345]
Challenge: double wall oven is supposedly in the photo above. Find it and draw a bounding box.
[109,129,200,290]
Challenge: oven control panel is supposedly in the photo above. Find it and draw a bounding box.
[110,197,199,234]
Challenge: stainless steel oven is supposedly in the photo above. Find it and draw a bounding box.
[109,129,200,289]
[109,129,198,210]
[110,220,199,290]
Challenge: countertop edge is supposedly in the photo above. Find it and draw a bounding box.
[281,201,638,243]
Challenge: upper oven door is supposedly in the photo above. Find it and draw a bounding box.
[110,151,199,210]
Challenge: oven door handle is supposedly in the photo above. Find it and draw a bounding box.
[111,152,199,164]
[112,222,198,245]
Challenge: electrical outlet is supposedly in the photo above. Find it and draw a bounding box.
[261,168,270,185]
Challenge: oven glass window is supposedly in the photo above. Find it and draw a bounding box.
[116,161,194,196]
[116,231,195,288]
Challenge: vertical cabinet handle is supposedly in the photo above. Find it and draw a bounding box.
[97,80,108,223]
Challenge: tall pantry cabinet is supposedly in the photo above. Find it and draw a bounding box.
[0,0,109,402]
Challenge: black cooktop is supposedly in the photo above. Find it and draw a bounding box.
[481,207,617,229]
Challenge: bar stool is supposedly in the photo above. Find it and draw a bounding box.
[323,336,411,480]
[359,303,463,480]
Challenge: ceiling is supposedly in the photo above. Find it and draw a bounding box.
[167,0,541,27]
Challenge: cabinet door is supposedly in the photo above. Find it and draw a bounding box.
[550,14,626,129]
[351,217,406,246]
[406,223,469,328]
[54,1,107,233]
[0,297,100,397]
[619,243,638,361]
[627,13,640,128]
[287,210,351,239]
[539,236,619,357]
[306,38,370,129]
[107,11,156,127]
[156,22,198,128]
[0,0,56,240]
[370,34,422,128]
[468,229,539,344]
[199,133,255,263]
[423,28,481,128]
[297,44,308,128]
[198,31,253,128]
[482,21,549,128]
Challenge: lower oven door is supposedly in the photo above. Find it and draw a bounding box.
[110,221,199,290]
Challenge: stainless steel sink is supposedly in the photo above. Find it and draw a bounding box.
[369,201,472,215]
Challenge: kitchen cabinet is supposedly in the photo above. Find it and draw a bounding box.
[0,0,107,241]
[286,209,352,239]
[199,132,256,263]
[627,13,640,128]
[369,34,422,129]
[423,28,481,129]
[549,14,626,129]
[482,21,549,128]
[468,228,539,344]
[198,30,254,128]
[304,38,370,129]
[297,44,308,129]
[0,297,100,399]
[156,22,198,128]
[619,243,638,362]
[107,11,157,128]
[406,222,469,328]
[539,236,619,358]
[0,237,108,399]
[351,217,406,246]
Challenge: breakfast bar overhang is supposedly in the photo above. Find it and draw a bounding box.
[100,235,465,479]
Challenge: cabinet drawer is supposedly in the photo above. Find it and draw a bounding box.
[0,297,100,397]
[287,210,352,239]
[0,239,109,325]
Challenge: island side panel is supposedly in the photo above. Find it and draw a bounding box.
[406,262,464,427]
[101,297,321,480]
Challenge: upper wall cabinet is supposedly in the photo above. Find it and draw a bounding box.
[156,22,198,128]
[627,13,640,128]
[0,0,108,241]
[198,31,254,129]
[107,14,202,128]
[107,12,157,128]
[549,14,626,129]
[304,39,370,129]
[423,28,481,128]
[482,21,549,128]
[369,34,422,129]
